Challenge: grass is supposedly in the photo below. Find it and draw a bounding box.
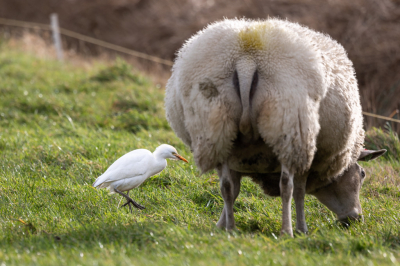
[0,43,400,266]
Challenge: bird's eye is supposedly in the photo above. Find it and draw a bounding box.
[361,170,366,178]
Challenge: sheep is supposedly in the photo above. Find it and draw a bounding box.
[165,18,386,236]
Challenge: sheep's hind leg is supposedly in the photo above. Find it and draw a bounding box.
[280,165,294,237]
[294,173,308,234]
[217,163,240,231]
[216,206,227,229]
[216,168,241,230]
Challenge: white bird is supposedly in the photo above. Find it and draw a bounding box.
[93,144,188,213]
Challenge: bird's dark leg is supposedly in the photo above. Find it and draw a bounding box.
[125,190,133,213]
[114,188,145,211]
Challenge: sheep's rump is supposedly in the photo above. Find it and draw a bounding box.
[165,18,364,179]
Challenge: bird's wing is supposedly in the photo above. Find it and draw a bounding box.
[93,149,152,187]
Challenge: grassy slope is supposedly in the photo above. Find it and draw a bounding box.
[0,45,400,266]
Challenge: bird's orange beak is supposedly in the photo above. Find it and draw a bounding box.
[175,153,188,163]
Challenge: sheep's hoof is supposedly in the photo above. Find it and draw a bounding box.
[294,229,308,236]
[216,221,236,231]
[280,230,294,238]
[216,216,227,229]
[216,221,226,229]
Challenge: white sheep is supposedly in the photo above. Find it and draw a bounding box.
[165,18,386,236]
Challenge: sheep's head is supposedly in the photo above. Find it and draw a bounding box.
[310,149,386,226]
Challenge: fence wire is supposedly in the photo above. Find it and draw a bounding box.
[0,17,174,66]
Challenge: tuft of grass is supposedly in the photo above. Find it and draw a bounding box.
[1,43,400,265]
[365,124,400,160]
[90,58,144,84]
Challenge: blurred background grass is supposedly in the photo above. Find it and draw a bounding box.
[1,0,399,132]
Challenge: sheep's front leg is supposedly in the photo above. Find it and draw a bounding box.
[216,163,240,231]
[280,165,294,237]
[294,173,308,234]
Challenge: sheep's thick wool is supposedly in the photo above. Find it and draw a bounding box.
[165,18,364,180]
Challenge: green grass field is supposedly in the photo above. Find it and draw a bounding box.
[1,43,400,266]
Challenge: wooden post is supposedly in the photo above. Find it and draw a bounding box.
[50,13,64,61]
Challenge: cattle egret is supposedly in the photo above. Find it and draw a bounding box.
[93,144,188,213]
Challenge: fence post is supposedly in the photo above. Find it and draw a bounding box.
[50,13,63,61]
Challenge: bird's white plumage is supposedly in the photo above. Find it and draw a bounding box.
[93,144,185,193]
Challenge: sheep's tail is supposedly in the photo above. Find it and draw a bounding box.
[236,58,258,141]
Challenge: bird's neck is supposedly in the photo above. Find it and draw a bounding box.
[153,151,168,163]
[151,152,168,174]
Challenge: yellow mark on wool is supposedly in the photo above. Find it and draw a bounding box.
[238,23,272,52]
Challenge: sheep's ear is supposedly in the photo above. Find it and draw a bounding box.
[358,149,387,161]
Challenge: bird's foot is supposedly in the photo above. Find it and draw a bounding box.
[114,188,146,213]
[122,199,145,210]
